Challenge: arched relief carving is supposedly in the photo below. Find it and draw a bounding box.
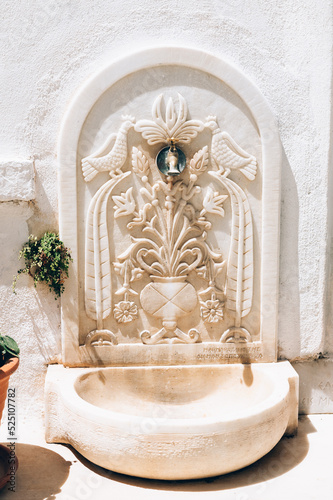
[58,48,281,365]
[82,94,257,345]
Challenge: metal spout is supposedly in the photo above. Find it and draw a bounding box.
[156,140,186,177]
[166,142,180,175]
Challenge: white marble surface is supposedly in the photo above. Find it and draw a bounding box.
[0,414,332,500]
[58,47,281,366]
[45,362,298,480]
[293,359,333,414]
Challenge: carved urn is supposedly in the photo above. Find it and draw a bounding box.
[140,277,197,330]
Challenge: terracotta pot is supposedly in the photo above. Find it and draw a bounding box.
[0,358,19,423]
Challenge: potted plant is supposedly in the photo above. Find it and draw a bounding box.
[0,335,19,489]
[0,335,19,424]
[13,232,72,299]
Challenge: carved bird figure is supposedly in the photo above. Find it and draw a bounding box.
[81,116,135,182]
[205,116,257,181]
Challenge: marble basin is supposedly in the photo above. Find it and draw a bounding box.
[45,362,298,480]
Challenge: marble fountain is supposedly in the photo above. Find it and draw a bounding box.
[45,47,299,480]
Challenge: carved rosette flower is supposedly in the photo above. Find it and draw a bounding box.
[114,301,138,323]
[200,299,224,323]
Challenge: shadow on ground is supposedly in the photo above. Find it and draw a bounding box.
[67,415,315,492]
[0,443,71,499]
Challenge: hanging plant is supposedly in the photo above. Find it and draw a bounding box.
[13,232,73,298]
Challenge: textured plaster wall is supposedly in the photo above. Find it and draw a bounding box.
[0,0,332,429]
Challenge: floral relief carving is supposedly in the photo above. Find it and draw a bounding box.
[134,93,204,145]
[200,299,224,323]
[112,187,136,218]
[201,187,228,217]
[113,301,138,323]
[82,93,258,345]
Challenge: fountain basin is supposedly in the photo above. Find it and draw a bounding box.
[45,361,298,480]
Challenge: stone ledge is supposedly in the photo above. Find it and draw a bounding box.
[0,200,34,219]
[292,358,333,414]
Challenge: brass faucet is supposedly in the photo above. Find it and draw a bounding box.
[165,139,180,175]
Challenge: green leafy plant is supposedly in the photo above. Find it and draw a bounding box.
[13,232,73,298]
[0,335,19,366]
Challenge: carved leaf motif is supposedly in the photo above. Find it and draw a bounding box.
[209,172,254,324]
[196,264,208,280]
[132,147,149,176]
[135,93,204,145]
[202,187,228,217]
[224,179,253,321]
[212,260,225,278]
[113,261,125,277]
[85,173,130,323]
[173,123,204,144]
[189,146,209,175]
[165,97,178,130]
[112,187,136,218]
[130,267,144,282]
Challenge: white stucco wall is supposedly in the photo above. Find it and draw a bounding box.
[0,0,332,429]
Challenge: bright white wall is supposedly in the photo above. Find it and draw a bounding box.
[0,0,332,429]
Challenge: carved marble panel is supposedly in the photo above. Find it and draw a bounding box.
[58,48,281,366]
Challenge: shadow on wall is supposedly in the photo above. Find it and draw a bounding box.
[66,416,315,493]
[0,444,71,500]
[278,146,301,358]
[27,297,62,365]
